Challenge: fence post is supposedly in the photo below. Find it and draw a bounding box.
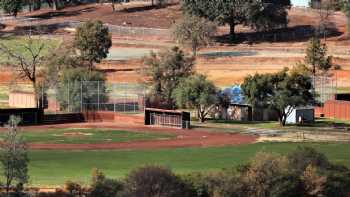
[134,101,136,113]
[124,83,126,112]
[97,81,100,111]
[80,81,83,113]
[67,81,70,113]
[55,87,58,114]
[113,83,116,113]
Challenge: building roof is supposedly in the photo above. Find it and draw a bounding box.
[145,108,189,114]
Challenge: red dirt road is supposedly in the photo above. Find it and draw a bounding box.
[11,123,257,150]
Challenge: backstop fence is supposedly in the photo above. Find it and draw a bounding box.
[0,81,146,114]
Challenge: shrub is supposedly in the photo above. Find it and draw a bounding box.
[322,164,350,197]
[90,178,122,197]
[210,171,244,197]
[239,152,294,197]
[64,181,82,196]
[181,173,211,197]
[90,169,123,197]
[121,165,191,197]
[287,146,331,173]
[181,170,247,197]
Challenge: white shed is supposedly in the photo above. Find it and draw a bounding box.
[285,106,315,124]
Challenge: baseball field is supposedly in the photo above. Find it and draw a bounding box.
[0,1,350,189]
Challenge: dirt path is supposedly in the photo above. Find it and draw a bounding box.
[10,122,257,150]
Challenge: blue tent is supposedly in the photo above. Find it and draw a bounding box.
[223,85,245,104]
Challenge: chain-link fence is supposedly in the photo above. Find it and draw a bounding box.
[46,81,146,113]
[312,75,337,104]
[0,81,146,114]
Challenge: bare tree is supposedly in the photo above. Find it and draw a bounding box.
[0,116,29,196]
[172,15,217,56]
[0,35,53,107]
[315,0,334,41]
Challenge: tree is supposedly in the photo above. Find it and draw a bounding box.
[57,67,108,112]
[181,0,291,40]
[245,0,291,31]
[305,37,333,75]
[0,0,23,17]
[73,20,112,70]
[122,166,190,197]
[312,0,334,40]
[173,74,217,122]
[43,42,81,87]
[144,47,195,109]
[172,15,217,56]
[0,35,54,108]
[241,69,315,126]
[345,3,350,38]
[0,116,29,196]
[181,0,248,40]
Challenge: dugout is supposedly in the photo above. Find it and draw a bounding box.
[145,108,190,129]
[0,108,43,125]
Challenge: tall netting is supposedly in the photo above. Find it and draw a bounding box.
[312,76,336,104]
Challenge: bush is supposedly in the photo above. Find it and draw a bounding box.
[321,164,350,197]
[121,166,191,197]
[238,152,298,197]
[64,181,82,196]
[287,146,331,173]
[90,178,122,197]
[181,173,212,197]
[90,169,123,197]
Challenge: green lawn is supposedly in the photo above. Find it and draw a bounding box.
[25,142,350,187]
[0,128,174,144]
[203,118,350,133]
[0,36,61,63]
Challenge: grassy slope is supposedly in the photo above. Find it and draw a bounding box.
[0,129,174,144]
[27,142,350,187]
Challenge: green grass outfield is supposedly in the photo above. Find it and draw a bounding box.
[26,142,350,187]
[0,128,174,144]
